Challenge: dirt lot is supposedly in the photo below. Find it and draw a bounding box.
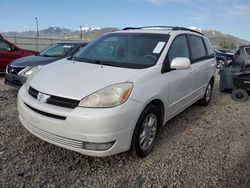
[0,75,249,188]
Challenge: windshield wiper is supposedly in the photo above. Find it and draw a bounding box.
[73,57,119,67]
[39,54,61,57]
[88,60,118,67]
[67,55,77,61]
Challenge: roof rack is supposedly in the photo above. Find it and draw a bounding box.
[122,26,204,35]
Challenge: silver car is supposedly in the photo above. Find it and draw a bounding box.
[18,26,216,157]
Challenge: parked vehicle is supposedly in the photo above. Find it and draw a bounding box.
[5,41,88,86]
[232,45,250,67]
[18,26,216,158]
[214,49,233,69]
[231,61,250,102]
[0,35,38,73]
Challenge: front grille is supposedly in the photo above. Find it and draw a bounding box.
[8,65,25,75]
[28,87,80,109]
[25,103,66,120]
[26,122,84,149]
[28,87,39,98]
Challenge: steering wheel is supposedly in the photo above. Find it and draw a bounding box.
[143,55,156,60]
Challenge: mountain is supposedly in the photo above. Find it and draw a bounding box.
[202,30,249,48]
[1,26,249,48]
[1,27,118,41]
[189,26,249,48]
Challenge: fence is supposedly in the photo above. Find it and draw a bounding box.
[3,35,79,51]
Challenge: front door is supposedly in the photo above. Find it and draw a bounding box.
[162,35,195,119]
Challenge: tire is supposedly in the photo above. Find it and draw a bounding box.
[132,104,161,158]
[198,81,213,106]
[231,89,248,102]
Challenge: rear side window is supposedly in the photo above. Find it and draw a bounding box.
[188,35,206,61]
[0,40,10,50]
[203,37,214,57]
[244,47,250,55]
[167,35,189,63]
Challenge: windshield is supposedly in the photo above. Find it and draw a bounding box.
[74,33,169,69]
[39,43,76,57]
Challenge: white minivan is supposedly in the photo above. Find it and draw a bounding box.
[18,26,216,157]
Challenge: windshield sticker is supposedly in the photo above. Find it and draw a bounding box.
[63,45,73,48]
[153,42,166,54]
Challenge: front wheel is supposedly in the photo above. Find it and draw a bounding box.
[132,104,160,158]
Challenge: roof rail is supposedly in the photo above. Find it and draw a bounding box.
[172,27,204,35]
[122,26,204,35]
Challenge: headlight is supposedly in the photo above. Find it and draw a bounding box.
[5,65,9,74]
[24,66,43,90]
[22,65,43,76]
[79,82,133,108]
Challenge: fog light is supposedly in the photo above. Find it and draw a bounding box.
[82,141,115,151]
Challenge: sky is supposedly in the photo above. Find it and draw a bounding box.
[1,0,250,40]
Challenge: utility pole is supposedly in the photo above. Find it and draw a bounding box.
[35,17,39,38]
[79,25,83,40]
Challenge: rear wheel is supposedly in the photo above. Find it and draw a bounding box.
[132,104,160,158]
[232,89,248,102]
[198,81,213,106]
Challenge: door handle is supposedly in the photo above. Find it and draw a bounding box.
[189,66,199,73]
[189,68,195,73]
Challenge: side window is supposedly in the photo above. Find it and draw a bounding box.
[203,37,214,57]
[168,35,189,64]
[188,35,206,61]
[244,47,250,56]
[0,40,10,50]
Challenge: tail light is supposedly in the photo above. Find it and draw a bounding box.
[233,54,239,61]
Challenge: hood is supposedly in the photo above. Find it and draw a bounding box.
[10,55,61,67]
[30,60,145,100]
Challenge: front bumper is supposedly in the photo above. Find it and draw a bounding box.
[18,86,143,157]
[5,73,27,87]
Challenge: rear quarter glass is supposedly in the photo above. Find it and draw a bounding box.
[244,47,250,56]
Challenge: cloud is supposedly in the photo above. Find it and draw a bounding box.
[145,0,250,20]
[146,0,191,4]
[224,3,250,17]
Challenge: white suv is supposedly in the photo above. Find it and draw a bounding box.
[18,26,216,158]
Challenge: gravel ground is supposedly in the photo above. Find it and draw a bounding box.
[0,74,250,188]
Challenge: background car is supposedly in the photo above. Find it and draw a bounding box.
[214,49,234,69]
[5,41,88,86]
[232,45,250,67]
[0,34,38,73]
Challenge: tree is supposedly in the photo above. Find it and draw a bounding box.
[219,40,236,49]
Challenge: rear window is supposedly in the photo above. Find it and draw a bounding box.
[244,47,250,55]
[235,49,240,56]
[188,35,206,61]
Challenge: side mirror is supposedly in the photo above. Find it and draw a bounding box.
[170,57,191,70]
[10,45,18,51]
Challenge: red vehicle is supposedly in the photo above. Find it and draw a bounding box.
[0,35,38,72]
